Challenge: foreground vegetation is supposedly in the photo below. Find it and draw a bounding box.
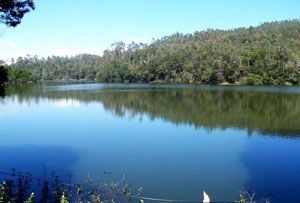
[0,170,268,203]
[0,170,134,203]
[8,19,300,85]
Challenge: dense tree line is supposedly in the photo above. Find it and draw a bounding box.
[0,65,34,84]
[11,20,300,85]
[11,54,100,81]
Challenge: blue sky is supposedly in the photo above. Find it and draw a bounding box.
[0,0,299,61]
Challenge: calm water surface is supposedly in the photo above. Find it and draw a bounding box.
[1,83,300,202]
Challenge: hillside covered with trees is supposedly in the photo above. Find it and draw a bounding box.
[9,20,300,85]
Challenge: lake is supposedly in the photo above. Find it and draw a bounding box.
[1,83,300,202]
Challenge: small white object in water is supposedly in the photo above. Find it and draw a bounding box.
[203,191,210,203]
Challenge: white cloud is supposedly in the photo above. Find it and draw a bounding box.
[53,99,81,108]
[0,48,35,64]
[0,47,103,63]
[0,36,149,62]
[0,39,30,63]
[0,39,19,48]
[0,39,22,63]
[0,106,19,116]
[46,48,102,57]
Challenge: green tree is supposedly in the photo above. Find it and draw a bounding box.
[7,67,35,83]
[0,66,8,85]
[0,0,35,27]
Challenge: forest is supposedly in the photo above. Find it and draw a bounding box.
[6,19,300,85]
[0,66,35,84]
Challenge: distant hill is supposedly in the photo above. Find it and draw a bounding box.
[10,19,300,85]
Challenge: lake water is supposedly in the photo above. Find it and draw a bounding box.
[1,83,300,202]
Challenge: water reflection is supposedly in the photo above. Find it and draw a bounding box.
[0,86,5,98]
[241,136,300,202]
[0,145,78,178]
[4,83,300,137]
[1,83,300,202]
